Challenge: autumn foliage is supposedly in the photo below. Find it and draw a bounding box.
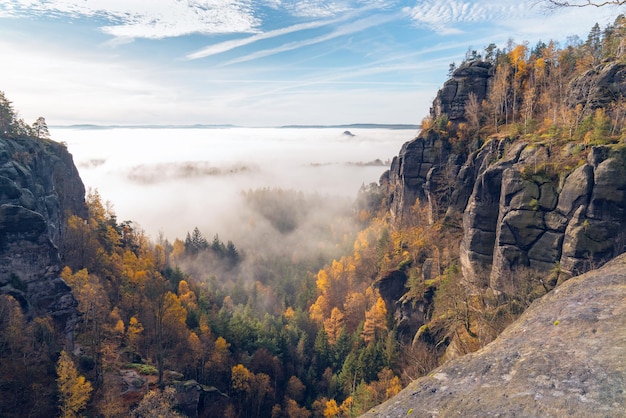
[2,17,626,417]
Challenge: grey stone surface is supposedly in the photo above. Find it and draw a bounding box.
[0,135,86,339]
[363,253,626,418]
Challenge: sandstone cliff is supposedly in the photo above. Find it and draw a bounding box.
[363,252,626,417]
[382,61,626,295]
[0,134,86,336]
[430,60,492,122]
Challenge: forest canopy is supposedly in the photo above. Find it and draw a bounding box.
[2,16,626,417]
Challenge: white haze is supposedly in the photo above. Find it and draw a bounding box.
[54,127,416,243]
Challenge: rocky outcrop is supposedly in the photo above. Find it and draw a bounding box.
[386,129,626,294]
[382,59,626,299]
[430,60,492,122]
[362,252,626,418]
[460,143,626,292]
[0,135,86,337]
[567,61,626,111]
[381,130,460,223]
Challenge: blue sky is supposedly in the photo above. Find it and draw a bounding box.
[0,1,621,126]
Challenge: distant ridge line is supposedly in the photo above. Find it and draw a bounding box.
[51,123,420,130]
[279,123,420,130]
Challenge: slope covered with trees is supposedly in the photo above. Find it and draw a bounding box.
[1,15,626,418]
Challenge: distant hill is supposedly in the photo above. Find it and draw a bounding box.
[50,124,239,130]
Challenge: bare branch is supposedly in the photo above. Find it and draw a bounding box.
[540,0,626,7]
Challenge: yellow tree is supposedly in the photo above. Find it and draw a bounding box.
[488,63,511,130]
[143,272,187,385]
[63,215,100,271]
[361,296,388,344]
[56,350,93,418]
[170,238,186,265]
[62,267,110,383]
[343,291,367,334]
[231,363,252,413]
[323,399,341,418]
[323,307,345,345]
[309,294,329,324]
[510,43,529,124]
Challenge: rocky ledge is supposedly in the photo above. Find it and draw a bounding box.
[363,252,626,417]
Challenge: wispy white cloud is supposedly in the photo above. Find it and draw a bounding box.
[409,0,526,34]
[0,0,259,38]
[186,2,395,60]
[219,11,402,65]
[187,18,342,60]
[282,0,352,18]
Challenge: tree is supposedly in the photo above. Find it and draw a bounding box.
[143,273,187,385]
[0,91,16,136]
[538,0,626,7]
[132,387,183,418]
[488,63,511,131]
[586,22,603,65]
[465,92,481,134]
[225,240,240,267]
[361,297,388,344]
[61,267,110,383]
[323,307,345,345]
[447,62,457,77]
[56,350,93,418]
[32,116,50,139]
[286,376,306,403]
[185,227,209,255]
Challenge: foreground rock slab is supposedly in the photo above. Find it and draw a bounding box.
[363,254,626,417]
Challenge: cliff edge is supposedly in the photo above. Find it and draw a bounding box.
[363,252,626,417]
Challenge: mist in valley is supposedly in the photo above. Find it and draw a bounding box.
[56,127,415,305]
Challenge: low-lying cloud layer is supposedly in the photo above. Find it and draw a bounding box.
[57,127,415,243]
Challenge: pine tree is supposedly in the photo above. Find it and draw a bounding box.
[32,116,50,139]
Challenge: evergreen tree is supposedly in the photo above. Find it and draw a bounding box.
[211,234,226,256]
[0,91,16,136]
[225,240,240,267]
[32,116,50,139]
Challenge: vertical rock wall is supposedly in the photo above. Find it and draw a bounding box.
[0,135,86,336]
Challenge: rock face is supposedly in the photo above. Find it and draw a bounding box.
[567,61,626,110]
[363,253,626,417]
[383,58,626,295]
[382,130,460,223]
[462,143,626,291]
[430,60,493,122]
[0,135,86,336]
[384,128,626,294]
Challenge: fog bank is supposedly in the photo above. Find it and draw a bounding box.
[54,127,416,242]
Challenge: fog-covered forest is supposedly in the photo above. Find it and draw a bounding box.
[1,14,626,418]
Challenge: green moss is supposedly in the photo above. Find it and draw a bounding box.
[125,363,158,375]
